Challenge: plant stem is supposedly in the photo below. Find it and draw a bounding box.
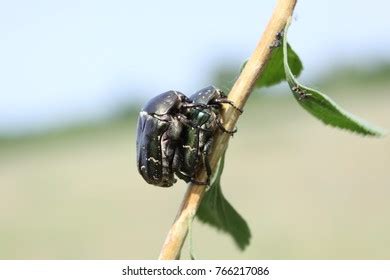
[158,0,298,260]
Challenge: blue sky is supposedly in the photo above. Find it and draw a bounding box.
[1,0,389,134]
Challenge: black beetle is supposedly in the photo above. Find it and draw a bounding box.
[136,90,211,187]
[174,86,242,185]
[136,90,192,187]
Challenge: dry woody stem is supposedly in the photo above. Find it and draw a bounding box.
[158,0,298,260]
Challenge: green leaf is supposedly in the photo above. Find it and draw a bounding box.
[242,42,303,89]
[283,19,386,136]
[196,152,251,250]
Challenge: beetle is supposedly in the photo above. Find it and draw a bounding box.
[136,90,211,187]
[174,86,242,185]
[136,90,192,187]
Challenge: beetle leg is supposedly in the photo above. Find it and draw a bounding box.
[176,170,208,185]
[182,103,209,110]
[174,169,191,183]
[190,177,208,185]
[177,114,213,132]
[150,113,171,122]
[213,98,243,114]
[216,117,237,135]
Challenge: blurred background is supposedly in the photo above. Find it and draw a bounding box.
[1,0,389,259]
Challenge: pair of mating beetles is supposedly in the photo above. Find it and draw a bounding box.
[136,86,241,188]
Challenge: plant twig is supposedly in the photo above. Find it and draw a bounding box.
[158,0,298,260]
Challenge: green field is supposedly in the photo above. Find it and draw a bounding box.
[1,78,389,259]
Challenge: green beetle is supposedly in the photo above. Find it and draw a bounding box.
[174,86,241,185]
